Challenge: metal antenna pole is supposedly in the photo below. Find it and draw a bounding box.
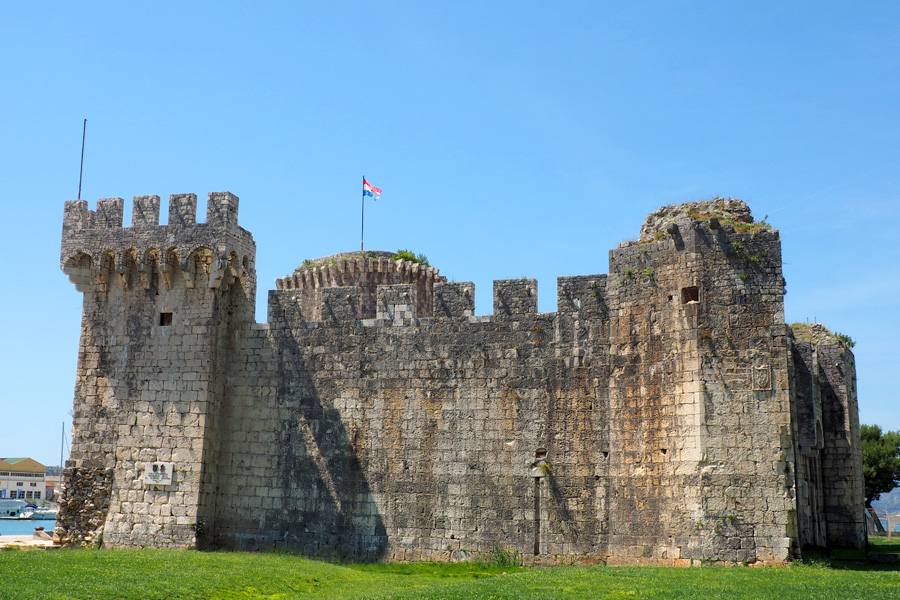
[77,119,87,200]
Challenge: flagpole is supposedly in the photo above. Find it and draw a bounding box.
[78,118,87,200]
[361,175,365,252]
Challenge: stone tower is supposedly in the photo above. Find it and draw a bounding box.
[58,192,256,547]
[275,251,447,321]
[603,201,797,563]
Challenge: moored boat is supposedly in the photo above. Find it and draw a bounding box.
[0,499,27,519]
[22,506,58,520]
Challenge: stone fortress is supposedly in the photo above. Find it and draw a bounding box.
[58,192,865,565]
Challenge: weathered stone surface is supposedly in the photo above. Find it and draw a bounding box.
[54,465,113,547]
[638,197,758,243]
[57,193,865,564]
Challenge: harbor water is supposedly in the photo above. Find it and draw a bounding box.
[0,519,56,536]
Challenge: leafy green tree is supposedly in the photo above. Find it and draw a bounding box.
[861,424,900,508]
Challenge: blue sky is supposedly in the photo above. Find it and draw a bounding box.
[1,2,897,467]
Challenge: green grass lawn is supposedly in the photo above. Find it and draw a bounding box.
[1,548,899,600]
[868,536,900,554]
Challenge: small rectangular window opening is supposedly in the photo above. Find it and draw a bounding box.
[159,312,173,326]
[681,286,699,304]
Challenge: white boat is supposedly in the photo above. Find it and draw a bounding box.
[0,499,27,518]
[22,506,58,520]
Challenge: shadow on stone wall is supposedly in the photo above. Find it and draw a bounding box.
[272,329,388,561]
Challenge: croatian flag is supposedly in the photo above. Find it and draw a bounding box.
[363,179,382,200]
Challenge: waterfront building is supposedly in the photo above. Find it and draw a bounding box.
[0,458,47,501]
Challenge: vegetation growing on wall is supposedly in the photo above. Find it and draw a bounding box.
[790,323,856,350]
[635,197,772,246]
[687,199,773,234]
[393,249,430,267]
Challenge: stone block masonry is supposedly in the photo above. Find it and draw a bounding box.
[58,195,865,564]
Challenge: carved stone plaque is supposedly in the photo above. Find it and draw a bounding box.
[144,462,174,487]
[753,365,772,391]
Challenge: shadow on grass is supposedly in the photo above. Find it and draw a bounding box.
[868,538,900,554]
[799,547,900,572]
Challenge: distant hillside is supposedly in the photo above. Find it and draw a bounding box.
[873,488,900,513]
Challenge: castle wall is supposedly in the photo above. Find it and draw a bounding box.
[58,193,865,563]
[817,344,865,548]
[604,236,706,565]
[685,223,798,563]
[790,340,827,548]
[211,281,611,562]
[789,333,865,550]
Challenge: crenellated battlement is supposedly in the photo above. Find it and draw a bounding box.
[61,192,255,293]
[275,251,446,319]
[493,278,538,319]
[63,191,242,232]
[269,275,604,327]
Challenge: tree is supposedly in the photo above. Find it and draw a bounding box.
[861,424,900,508]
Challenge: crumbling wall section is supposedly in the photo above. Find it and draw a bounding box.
[54,466,113,546]
[788,325,865,550]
